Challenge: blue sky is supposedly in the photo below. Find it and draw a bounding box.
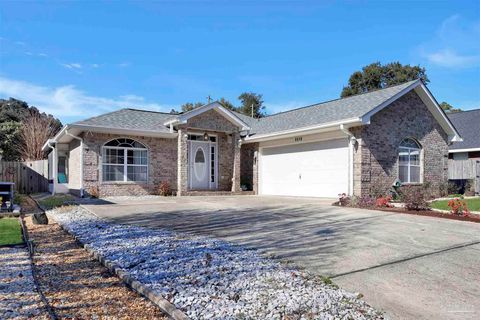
[0,1,479,124]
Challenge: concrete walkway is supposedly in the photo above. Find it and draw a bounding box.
[83,195,480,320]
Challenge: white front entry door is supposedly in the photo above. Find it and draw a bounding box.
[259,139,349,198]
[189,141,211,190]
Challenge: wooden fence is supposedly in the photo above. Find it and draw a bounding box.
[448,159,480,194]
[0,160,49,194]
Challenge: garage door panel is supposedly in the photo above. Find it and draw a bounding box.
[259,139,348,198]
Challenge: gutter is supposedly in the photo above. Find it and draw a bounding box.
[243,118,362,143]
[46,140,56,195]
[340,124,356,196]
[65,128,85,198]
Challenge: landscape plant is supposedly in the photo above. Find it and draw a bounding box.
[447,198,470,216]
[375,196,392,208]
[338,193,351,206]
[400,185,430,211]
[158,181,171,196]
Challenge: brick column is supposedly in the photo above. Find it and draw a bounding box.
[231,132,241,192]
[177,127,188,196]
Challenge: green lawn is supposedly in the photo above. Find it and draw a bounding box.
[0,218,23,246]
[39,194,75,210]
[431,197,480,212]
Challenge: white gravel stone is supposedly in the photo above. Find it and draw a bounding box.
[0,246,49,319]
[52,207,384,319]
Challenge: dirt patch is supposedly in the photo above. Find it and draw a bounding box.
[20,195,42,214]
[25,216,167,319]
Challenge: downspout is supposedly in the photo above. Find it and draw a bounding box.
[47,141,56,195]
[65,129,84,197]
[340,124,357,196]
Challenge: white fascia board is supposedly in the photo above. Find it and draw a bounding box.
[243,118,362,143]
[41,125,69,151]
[415,83,462,142]
[449,148,480,153]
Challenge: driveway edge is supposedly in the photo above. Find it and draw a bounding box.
[48,205,190,320]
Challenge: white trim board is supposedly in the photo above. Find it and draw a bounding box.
[449,148,480,153]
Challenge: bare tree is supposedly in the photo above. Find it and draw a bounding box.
[19,113,58,160]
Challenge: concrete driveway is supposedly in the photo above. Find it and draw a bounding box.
[83,196,480,319]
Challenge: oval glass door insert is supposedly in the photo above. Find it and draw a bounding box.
[194,148,206,182]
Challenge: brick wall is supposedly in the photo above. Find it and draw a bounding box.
[240,142,258,191]
[82,132,177,197]
[187,109,238,132]
[351,90,449,197]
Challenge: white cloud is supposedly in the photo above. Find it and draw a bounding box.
[15,41,26,46]
[118,62,130,67]
[419,15,480,69]
[38,53,48,57]
[91,63,100,68]
[426,49,478,68]
[0,77,171,120]
[61,62,82,70]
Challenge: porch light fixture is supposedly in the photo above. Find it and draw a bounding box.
[203,132,209,141]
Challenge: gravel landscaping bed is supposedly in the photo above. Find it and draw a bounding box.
[25,216,167,319]
[51,206,383,319]
[0,246,49,319]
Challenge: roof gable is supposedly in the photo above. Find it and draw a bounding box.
[243,80,462,143]
[165,101,251,131]
[448,109,480,151]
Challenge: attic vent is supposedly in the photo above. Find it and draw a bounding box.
[294,137,303,142]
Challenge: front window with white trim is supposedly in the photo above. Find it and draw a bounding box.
[398,138,421,184]
[102,138,148,182]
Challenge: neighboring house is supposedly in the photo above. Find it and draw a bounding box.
[447,109,480,160]
[446,109,480,195]
[42,79,461,198]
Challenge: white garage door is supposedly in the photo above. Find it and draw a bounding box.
[259,139,349,198]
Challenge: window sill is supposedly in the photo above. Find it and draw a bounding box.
[101,181,148,185]
[401,182,423,186]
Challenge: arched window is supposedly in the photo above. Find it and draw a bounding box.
[102,138,148,182]
[399,138,421,183]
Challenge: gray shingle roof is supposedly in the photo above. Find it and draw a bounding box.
[448,109,480,150]
[239,80,418,136]
[74,108,176,133]
[72,80,421,136]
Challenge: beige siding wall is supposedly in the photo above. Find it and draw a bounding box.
[68,139,82,192]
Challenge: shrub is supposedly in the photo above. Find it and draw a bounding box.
[400,185,429,211]
[356,195,376,208]
[464,180,475,196]
[376,196,392,208]
[447,198,470,216]
[158,181,171,196]
[338,193,351,206]
[87,186,99,198]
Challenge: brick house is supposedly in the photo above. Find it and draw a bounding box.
[43,80,461,198]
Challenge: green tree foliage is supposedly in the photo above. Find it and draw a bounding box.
[237,92,266,118]
[180,102,204,113]
[341,62,429,98]
[218,97,236,111]
[439,102,462,113]
[171,93,266,118]
[0,98,62,160]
